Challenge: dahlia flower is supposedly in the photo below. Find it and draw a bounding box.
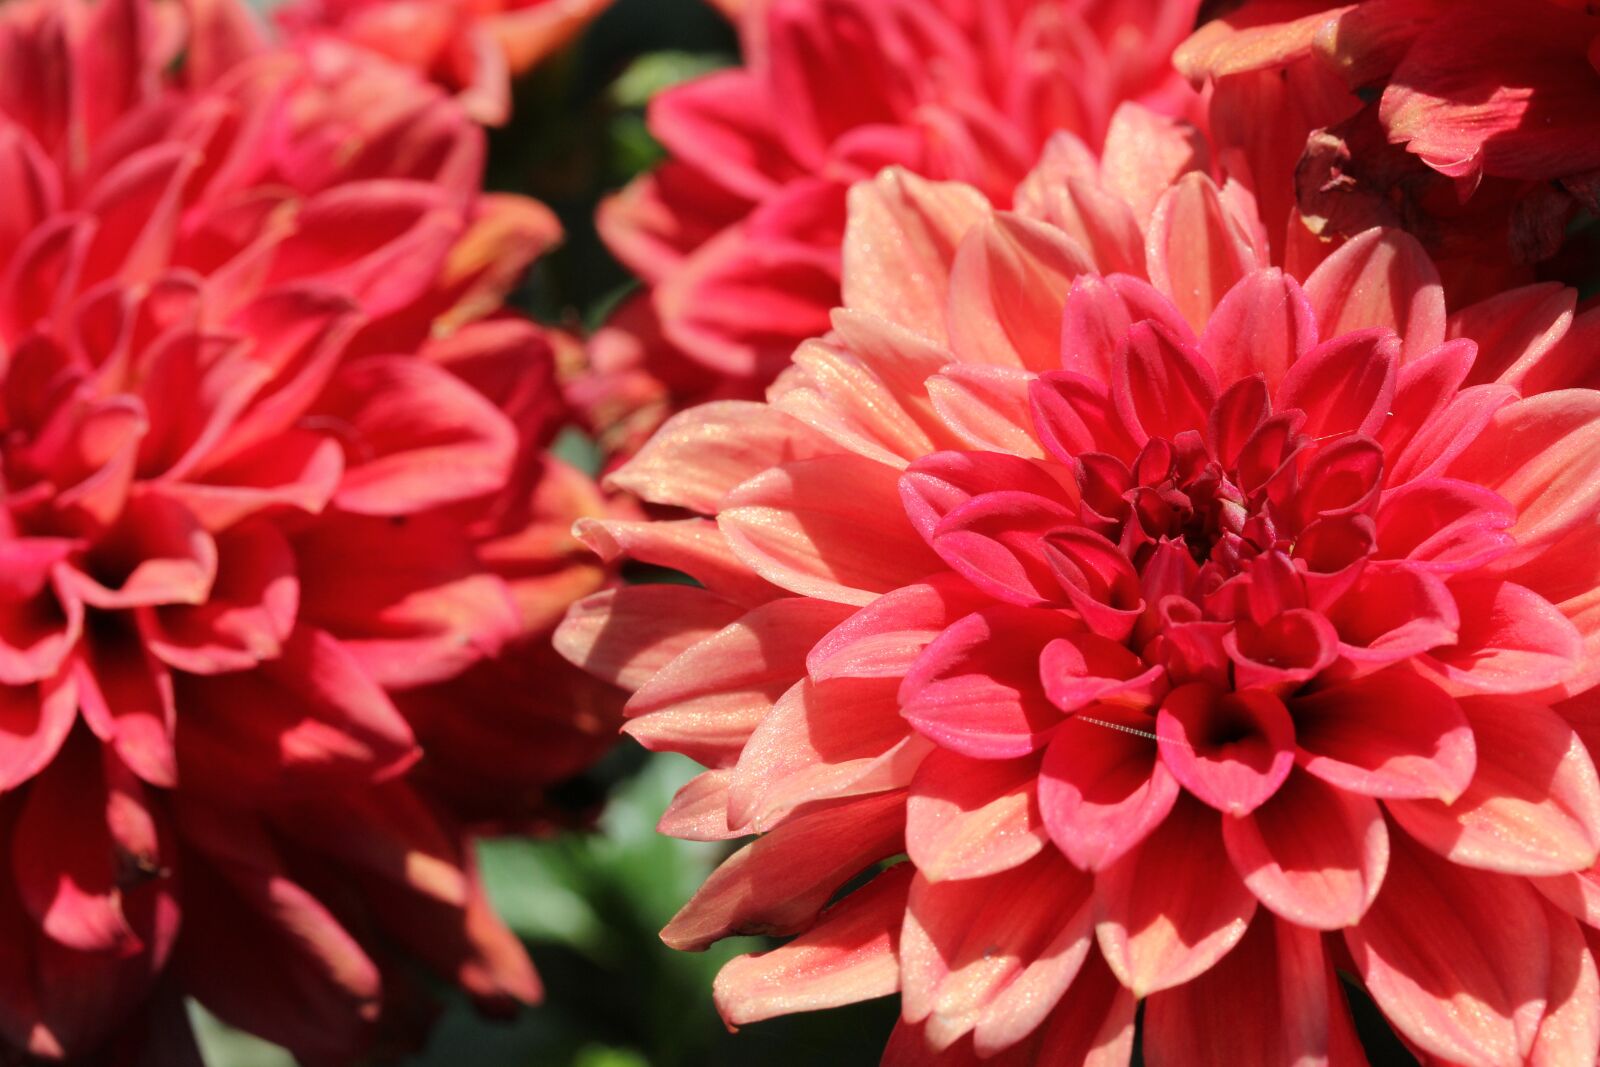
[0,0,616,1059]
[596,0,1202,404]
[1176,0,1600,302]
[558,106,1600,1063]
[277,0,614,124]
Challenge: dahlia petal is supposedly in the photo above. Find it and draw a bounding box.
[1158,685,1296,816]
[182,0,265,86]
[1294,667,1475,801]
[946,213,1093,372]
[660,790,906,951]
[1144,915,1364,1067]
[901,851,1093,1053]
[0,539,81,686]
[906,749,1047,883]
[900,606,1064,759]
[1029,371,1140,465]
[842,169,990,345]
[318,356,517,515]
[1446,390,1600,568]
[1388,695,1600,876]
[13,735,140,954]
[173,626,419,799]
[143,520,298,677]
[773,339,939,468]
[729,676,923,830]
[721,455,942,606]
[713,864,910,1026]
[626,597,854,768]
[63,492,216,610]
[162,429,344,531]
[1172,1,1343,79]
[1144,172,1259,334]
[1374,478,1516,574]
[1224,608,1340,691]
[1016,172,1146,277]
[648,70,788,201]
[1113,321,1219,445]
[1098,103,1209,228]
[607,400,832,514]
[1453,283,1576,391]
[928,491,1076,607]
[807,576,987,683]
[1302,227,1445,360]
[902,452,1074,544]
[1275,327,1398,441]
[76,617,176,788]
[1529,903,1600,1067]
[1389,381,1520,487]
[1039,632,1164,714]
[79,143,197,289]
[1425,580,1583,694]
[573,517,782,608]
[1325,564,1460,669]
[1058,272,1196,385]
[1094,794,1256,997]
[924,365,1047,459]
[1376,337,1479,468]
[552,585,746,694]
[1346,831,1560,1067]
[1222,767,1387,929]
[1038,709,1180,871]
[658,770,742,841]
[1199,268,1317,392]
[1042,528,1144,641]
[0,670,77,792]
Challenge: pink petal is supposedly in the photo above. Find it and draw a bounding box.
[1098,104,1210,227]
[907,749,1048,882]
[1222,767,1388,929]
[75,615,176,789]
[657,770,742,842]
[1452,283,1576,391]
[66,492,217,610]
[1274,327,1399,441]
[1301,227,1445,361]
[1425,580,1583,694]
[1113,321,1219,445]
[929,491,1076,607]
[1094,794,1256,997]
[946,213,1093,372]
[721,455,943,606]
[901,452,1074,544]
[1158,685,1296,816]
[0,670,77,792]
[713,865,911,1025]
[1199,268,1317,393]
[661,791,905,951]
[1388,695,1600,876]
[552,585,746,693]
[1293,667,1476,801]
[924,365,1048,459]
[807,576,987,683]
[607,400,832,514]
[1038,708,1180,871]
[1058,272,1196,385]
[901,851,1093,1053]
[573,517,783,608]
[1144,172,1260,334]
[841,169,990,344]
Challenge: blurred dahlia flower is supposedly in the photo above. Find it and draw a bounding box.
[277,0,614,125]
[559,105,1600,1064]
[0,0,618,1059]
[1176,0,1600,302]
[594,0,1202,413]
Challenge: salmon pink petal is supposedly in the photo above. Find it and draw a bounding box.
[842,169,990,344]
[661,791,906,951]
[1113,321,1219,445]
[906,750,1048,882]
[0,539,81,686]
[1028,371,1139,466]
[1374,478,1516,573]
[1346,832,1563,1067]
[713,864,912,1025]
[1095,794,1256,997]
[66,492,217,610]
[946,213,1093,372]
[648,70,788,201]
[625,597,854,767]
[1158,685,1296,816]
[775,340,940,468]
[1453,283,1576,391]
[1302,227,1445,360]
[1144,916,1365,1067]
[900,452,1074,544]
[1426,580,1583,695]
[901,607,1064,759]
[807,577,987,683]
[1038,708,1180,871]
[1199,268,1317,392]
[658,770,741,842]
[1324,564,1459,668]
[607,401,833,514]
[1388,696,1600,876]
[553,585,746,694]
[573,517,783,608]
[1293,667,1476,801]
[1042,528,1144,641]
[1039,632,1165,714]
[1058,272,1195,384]
[1274,327,1399,441]
[923,365,1047,459]
[1222,768,1388,929]
[721,455,943,607]
[163,429,344,531]
[900,851,1093,1053]
[1144,173,1259,334]
[929,491,1075,607]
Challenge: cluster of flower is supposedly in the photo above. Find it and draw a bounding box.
[3,0,1599,1063]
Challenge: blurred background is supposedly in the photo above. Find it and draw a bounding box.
[205,1,903,1063]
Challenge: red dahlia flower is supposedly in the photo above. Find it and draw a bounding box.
[277,0,615,124]
[0,0,618,1059]
[595,0,1202,411]
[558,110,1600,1064]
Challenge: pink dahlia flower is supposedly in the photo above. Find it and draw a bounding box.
[277,0,614,124]
[0,0,618,1059]
[558,107,1600,1064]
[596,0,1202,409]
[1175,1,1600,302]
